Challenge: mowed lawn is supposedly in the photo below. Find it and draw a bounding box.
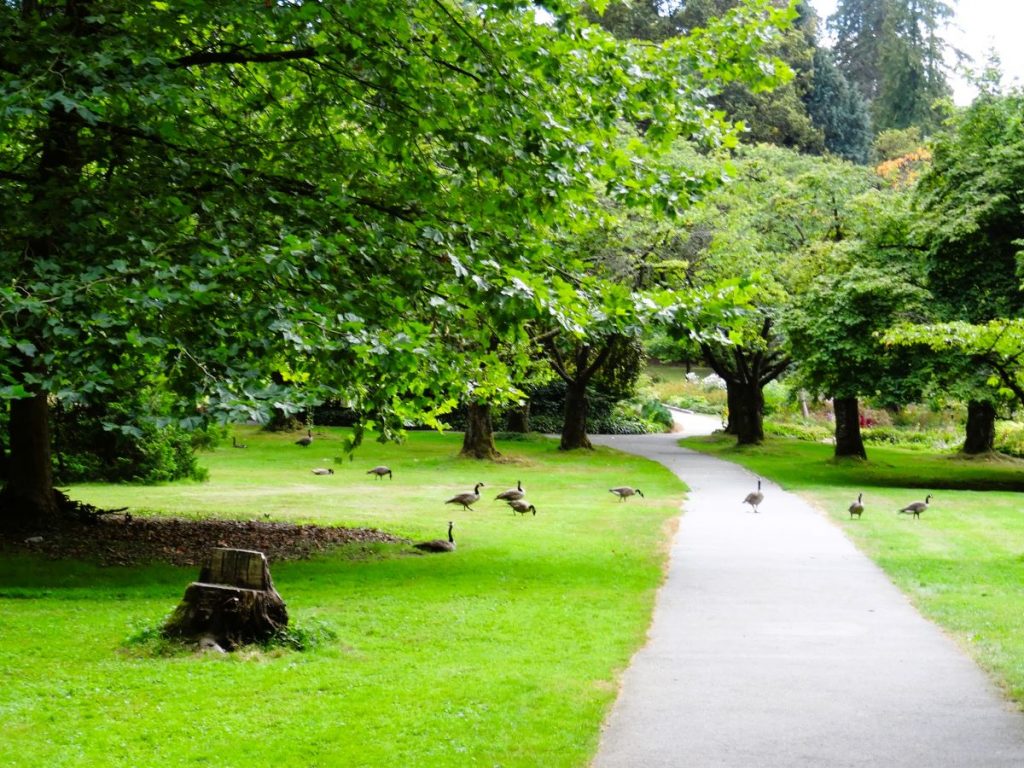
[0,428,685,768]
[682,434,1024,707]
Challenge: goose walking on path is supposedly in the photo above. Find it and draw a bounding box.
[446,483,485,511]
[849,492,865,519]
[899,494,932,519]
[743,478,764,513]
[495,480,525,502]
[413,522,455,553]
[610,487,644,501]
[367,465,392,480]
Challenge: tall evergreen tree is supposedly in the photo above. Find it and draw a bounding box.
[828,0,954,132]
[806,47,872,163]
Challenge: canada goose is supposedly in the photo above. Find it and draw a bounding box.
[413,521,456,553]
[445,482,485,510]
[367,465,392,479]
[295,429,313,447]
[495,480,525,502]
[232,436,247,449]
[508,499,537,516]
[311,468,334,475]
[899,494,931,519]
[610,487,644,501]
[849,492,864,519]
[743,479,764,513]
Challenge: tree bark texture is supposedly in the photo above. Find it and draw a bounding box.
[163,549,288,650]
[506,403,530,434]
[729,380,765,445]
[962,400,996,455]
[0,394,61,530]
[460,402,499,460]
[833,396,867,459]
[560,382,593,450]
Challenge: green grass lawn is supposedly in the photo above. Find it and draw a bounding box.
[0,428,685,767]
[682,434,1024,707]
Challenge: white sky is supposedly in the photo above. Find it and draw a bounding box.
[809,0,1024,104]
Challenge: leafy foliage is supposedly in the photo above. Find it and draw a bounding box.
[0,0,789,425]
[786,265,933,403]
[0,0,797,522]
[914,89,1024,322]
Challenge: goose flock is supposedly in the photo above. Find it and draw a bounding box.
[736,479,935,523]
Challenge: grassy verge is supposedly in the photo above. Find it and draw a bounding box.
[682,433,1024,707]
[0,428,684,767]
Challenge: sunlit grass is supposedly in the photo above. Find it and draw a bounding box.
[1,428,685,767]
[682,433,1024,706]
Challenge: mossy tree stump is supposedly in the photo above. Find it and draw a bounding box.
[163,548,288,650]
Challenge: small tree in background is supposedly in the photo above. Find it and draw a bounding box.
[786,266,932,458]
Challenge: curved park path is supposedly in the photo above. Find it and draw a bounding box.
[590,413,1024,767]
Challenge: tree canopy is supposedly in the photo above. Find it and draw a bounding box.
[0,0,794,527]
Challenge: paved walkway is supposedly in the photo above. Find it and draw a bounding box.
[590,416,1024,767]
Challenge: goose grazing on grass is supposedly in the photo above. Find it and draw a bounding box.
[295,429,313,447]
[232,436,247,449]
[311,468,334,476]
[898,494,931,519]
[743,479,764,513]
[446,483,484,511]
[610,486,644,502]
[413,521,455,553]
[367,465,393,480]
[848,492,864,519]
[508,499,537,516]
[495,480,525,502]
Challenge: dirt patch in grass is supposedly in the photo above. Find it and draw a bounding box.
[1,516,406,567]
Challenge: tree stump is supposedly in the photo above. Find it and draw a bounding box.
[163,548,288,650]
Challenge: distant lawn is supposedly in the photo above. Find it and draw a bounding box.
[644,362,722,415]
[0,428,685,768]
[682,433,1024,707]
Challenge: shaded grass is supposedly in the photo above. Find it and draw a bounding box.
[0,428,684,767]
[682,433,1024,706]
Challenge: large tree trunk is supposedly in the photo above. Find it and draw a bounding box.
[560,382,593,450]
[460,402,499,460]
[833,396,867,459]
[2,34,87,532]
[0,394,62,531]
[962,400,996,455]
[506,403,530,434]
[723,383,739,435]
[729,380,765,445]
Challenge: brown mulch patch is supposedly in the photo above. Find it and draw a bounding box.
[1,516,408,567]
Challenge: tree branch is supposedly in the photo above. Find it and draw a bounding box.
[173,47,319,69]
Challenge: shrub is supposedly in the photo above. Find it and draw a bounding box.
[995,422,1024,457]
[764,421,833,442]
[862,426,959,451]
[762,380,790,416]
[53,400,211,484]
